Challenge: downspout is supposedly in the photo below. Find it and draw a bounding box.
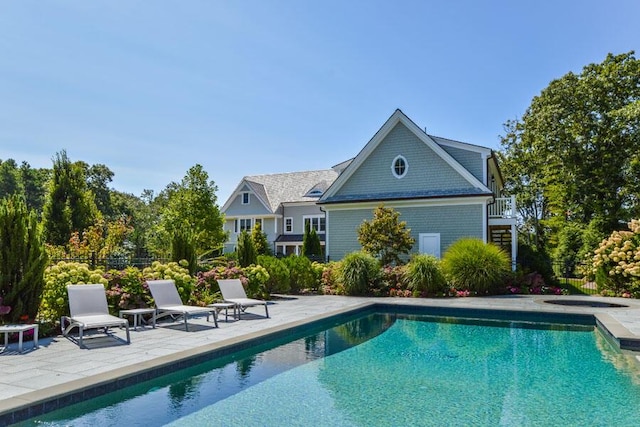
[319,206,328,262]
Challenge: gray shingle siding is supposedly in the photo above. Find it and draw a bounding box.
[335,123,472,198]
[327,204,483,261]
[439,145,484,182]
[224,193,271,216]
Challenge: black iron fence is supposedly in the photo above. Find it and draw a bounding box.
[549,261,597,295]
[50,253,169,271]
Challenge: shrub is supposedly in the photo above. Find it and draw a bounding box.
[381,265,409,297]
[171,228,197,274]
[142,261,196,303]
[39,262,108,324]
[591,219,640,297]
[283,255,317,293]
[195,263,247,304]
[340,251,381,296]
[320,261,343,295]
[0,195,48,323]
[406,254,446,296]
[243,264,270,299]
[441,238,511,294]
[104,267,150,311]
[257,255,290,294]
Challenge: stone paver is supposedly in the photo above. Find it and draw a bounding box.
[1,294,640,424]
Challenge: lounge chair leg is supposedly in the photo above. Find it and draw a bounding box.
[125,324,130,344]
[265,304,269,318]
[184,316,189,332]
[79,326,84,348]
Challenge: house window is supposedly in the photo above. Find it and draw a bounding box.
[285,217,293,233]
[304,216,326,233]
[255,218,262,229]
[237,218,252,233]
[242,192,250,204]
[392,155,408,178]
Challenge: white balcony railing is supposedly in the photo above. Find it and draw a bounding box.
[489,195,516,219]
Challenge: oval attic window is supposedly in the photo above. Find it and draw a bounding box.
[392,155,408,178]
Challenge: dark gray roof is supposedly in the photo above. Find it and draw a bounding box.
[275,234,326,243]
[319,188,492,204]
[244,170,339,212]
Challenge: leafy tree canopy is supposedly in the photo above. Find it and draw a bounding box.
[157,164,226,257]
[357,204,415,266]
[499,51,640,254]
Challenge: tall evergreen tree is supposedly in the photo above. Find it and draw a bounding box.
[237,230,257,267]
[0,195,48,323]
[302,222,322,258]
[42,151,97,245]
[171,227,197,274]
[251,221,271,255]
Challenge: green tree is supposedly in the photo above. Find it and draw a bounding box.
[357,204,415,265]
[84,163,114,218]
[156,165,226,257]
[302,222,322,258]
[0,159,21,199]
[0,195,48,323]
[237,230,257,267]
[251,221,271,255]
[499,52,640,255]
[19,161,49,214]
[42,151,98,245]
[171,227,197,274]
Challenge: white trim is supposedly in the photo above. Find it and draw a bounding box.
[391,155,408,179]
[320,110,490,201]
[321,195,493,212]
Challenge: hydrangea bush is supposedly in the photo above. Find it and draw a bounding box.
[39,262,108,323]
[591,219,640,297]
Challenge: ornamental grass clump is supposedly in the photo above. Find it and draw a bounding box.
[441,238,511,294]
[591,219,640,296]
[406,254,446,296]
[340,251,381,296]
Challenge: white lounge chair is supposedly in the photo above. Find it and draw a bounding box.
[217,279,269,319]
[62,284,130,348]
[147,279,218,331]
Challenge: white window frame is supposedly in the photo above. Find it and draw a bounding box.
[237,218,252,233]
[303,215,326,234]
[391,155,408,179]
[284,217,293,233]
[242,192,250,205]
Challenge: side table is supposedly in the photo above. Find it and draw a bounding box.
[208,303,238,322]
[119,308,156,330]
[0,324,38,353]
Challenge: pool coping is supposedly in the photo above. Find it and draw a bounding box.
[1,298,639,426]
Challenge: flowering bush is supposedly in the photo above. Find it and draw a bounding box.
[194,264,249,305]
[142,261,196,303]
[319,261,343,295]
[591,219,640,297]
[382,265,408,296]
[39,261,108,324]
[104,267,151,311]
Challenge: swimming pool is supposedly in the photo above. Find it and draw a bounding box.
[14,310,640,426]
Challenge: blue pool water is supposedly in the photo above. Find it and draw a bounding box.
[21,314,640,426]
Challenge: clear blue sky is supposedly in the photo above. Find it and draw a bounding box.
[1,1,638,204]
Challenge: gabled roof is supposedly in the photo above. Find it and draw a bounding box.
[222,169,339,214]
[319,109,492,204]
